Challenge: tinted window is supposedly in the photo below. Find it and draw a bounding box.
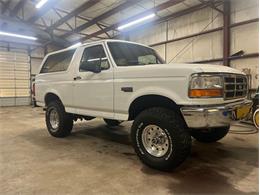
[107,42,164,66]
[40,49,75,73]
[80,45,109,72]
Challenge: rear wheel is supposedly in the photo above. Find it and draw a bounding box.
[104,119,122,127]
[253,109,259,129]
[131,107,191,171]
[46,101,73,138]
[191,126,230,143]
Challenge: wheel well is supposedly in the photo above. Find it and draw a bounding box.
[128,95,180,120]
[45,93,61,106]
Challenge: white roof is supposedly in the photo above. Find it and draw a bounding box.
[46,39,153,56]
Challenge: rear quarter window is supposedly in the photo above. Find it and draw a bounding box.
[40,49,76,73]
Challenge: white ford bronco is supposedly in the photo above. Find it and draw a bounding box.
[35,40,251,171]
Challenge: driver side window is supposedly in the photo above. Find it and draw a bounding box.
[80,45,109,72]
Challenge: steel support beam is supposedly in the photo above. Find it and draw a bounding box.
[27,0,58,23]
[55,8,110,29]
[61,0,143,38]
[150,27,223,47]
[193,53,259,64]
[156,1,223,25]
[198,0,223,13]
[230,18,259,27]
[150,18,258,47]
[91,1,214,41]
[1,0,11,14]
[46,0,101,32]
[78,0,185,42]
[0,15,69,47]
[223,0,231,66]
[10,0,27,17]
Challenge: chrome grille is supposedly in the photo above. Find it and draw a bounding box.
[224,74,248,100]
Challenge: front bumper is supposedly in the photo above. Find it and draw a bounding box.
[180,100,252,129]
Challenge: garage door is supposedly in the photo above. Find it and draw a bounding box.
[0,50,31,106]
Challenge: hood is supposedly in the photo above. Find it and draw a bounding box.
[184,63,244,74]
[114,63,244,79]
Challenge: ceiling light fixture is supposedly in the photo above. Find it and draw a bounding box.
[0,31,37,40]
[117,13,156,31]
[36,0,48,9]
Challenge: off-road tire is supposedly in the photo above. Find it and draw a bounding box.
[46,100,73,138]
[191,126,230,143]
[253,109,259,129]
[131,107,191,171]
[104,119,122,126]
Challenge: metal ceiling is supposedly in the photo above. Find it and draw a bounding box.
[0,0,222,49]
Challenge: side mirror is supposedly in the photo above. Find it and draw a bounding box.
[80,61,101,73]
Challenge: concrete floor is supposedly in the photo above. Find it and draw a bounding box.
[0,106,258,195]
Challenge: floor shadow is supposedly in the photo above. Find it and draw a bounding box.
[229,125,259,134]
[140,141,258,194]
[18,120,258,194]
[70,122,132,146]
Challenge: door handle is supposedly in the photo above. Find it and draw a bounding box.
[73,76,82,81]
[121,87,133,92]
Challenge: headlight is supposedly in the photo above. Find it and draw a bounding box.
[189,74,223,98]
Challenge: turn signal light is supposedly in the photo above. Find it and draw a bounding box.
[189,89,223,98]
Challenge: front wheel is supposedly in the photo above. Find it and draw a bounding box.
[191,126,230,143]
[253,109,259,129]
[46,101,73,138]
[131,107,191,171]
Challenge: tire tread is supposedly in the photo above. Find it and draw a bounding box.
[46,100,73,138]
[131,107,191,171]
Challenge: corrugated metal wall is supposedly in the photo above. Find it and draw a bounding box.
[0,50,31,106]
[31,58,43,76]
[129,0,259,89]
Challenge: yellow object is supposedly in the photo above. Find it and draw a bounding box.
[253,109,259,129]
[189,89,222,98]
[236,104,251,120]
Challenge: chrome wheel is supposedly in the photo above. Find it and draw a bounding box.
[49,109,59,130]
[141,125,170,157]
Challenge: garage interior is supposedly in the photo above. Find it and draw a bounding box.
[0,0,259,194]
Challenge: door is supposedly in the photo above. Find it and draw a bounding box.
[0,50,30,106]
[73,44,114,118]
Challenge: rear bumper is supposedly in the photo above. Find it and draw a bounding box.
[180,99,252,129]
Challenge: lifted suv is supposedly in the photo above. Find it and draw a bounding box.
[35,40,251,171]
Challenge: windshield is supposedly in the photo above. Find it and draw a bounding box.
[107,42,165,66]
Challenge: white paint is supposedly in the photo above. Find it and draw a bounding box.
[67,42,82,49]
[35,40,247,120]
